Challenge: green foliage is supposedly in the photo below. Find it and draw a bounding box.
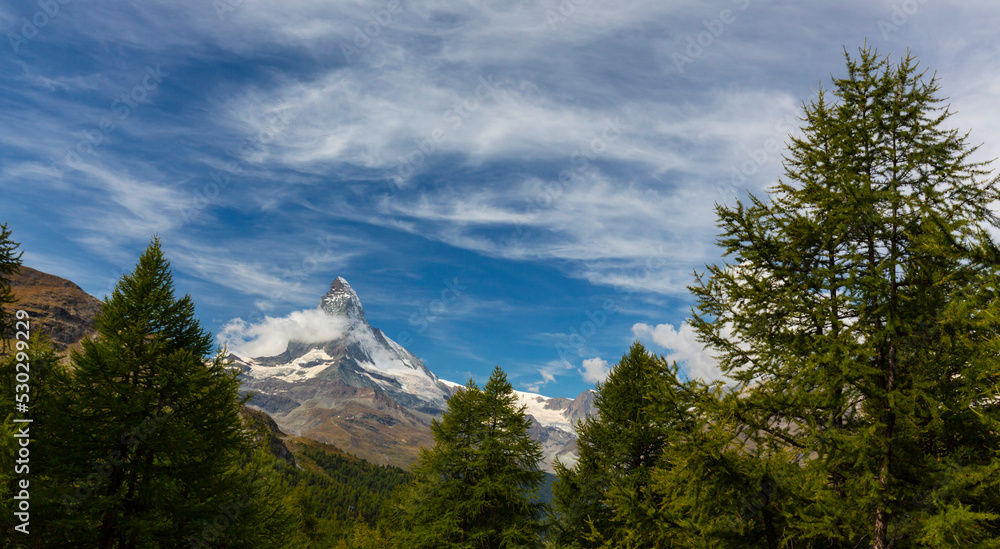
[395,365,546,549]
[550,343,674,549]
[689,46,1000,547]
[0,332,66,547]
[269,439,413,547]
[26,238,303,547]
[642,381,807,549]
[207,435,415,548]
[0,222,23,350]
[332,521,396,549]
[550,46,1000,549]
[298,444,411,525]
[6,46,1000,549]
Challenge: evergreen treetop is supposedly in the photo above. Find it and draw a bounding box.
[49,237,299,547]
[396,365,546,549]
[552,342,676,549]
[690,46,1000,548]
[0,222,22,351]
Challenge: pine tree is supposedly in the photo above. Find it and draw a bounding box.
[395,365,546,549]
[47,238,299,547]
[690,47,1000,547]
[0,222,22,351]
[1,332,66,547]
[640,378,806,549]
[551,343,674,549]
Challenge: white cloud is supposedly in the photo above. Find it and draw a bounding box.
[579,357,610,384]
[521,359,572,393]
[632,321,728,383]
[218,308,348,358]
[369,168,727,295]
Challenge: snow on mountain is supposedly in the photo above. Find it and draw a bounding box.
[235,277,595,470]
[516,391,575,433]
[320,277,366,321]
[238,277,452,413]
[515,389,596,468]
[242,348,338,381]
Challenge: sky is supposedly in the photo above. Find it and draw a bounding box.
[2,0,999,398]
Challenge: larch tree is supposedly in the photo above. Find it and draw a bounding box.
[0,222,22,350]
[51,238,299,548]
[690,47,1000,548]
[551,342,676,549]
[395,365,546,549]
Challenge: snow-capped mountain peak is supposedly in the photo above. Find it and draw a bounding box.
[235,277,594,471]
[240,277,452,415]
[320,276,365,321]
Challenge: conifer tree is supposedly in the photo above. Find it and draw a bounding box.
[551,343,674,549]
[49,238,299,547]
[395,365,545,549]
[690,47,1000,548]
[0,222,22,350]
[639,377,806,549]
[1,333,65,547]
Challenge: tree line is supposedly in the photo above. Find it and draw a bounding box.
[4,46,1000,547]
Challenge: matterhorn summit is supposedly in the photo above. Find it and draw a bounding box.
[320,276,366,321]
[234,276,451,414]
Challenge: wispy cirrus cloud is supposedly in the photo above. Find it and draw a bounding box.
[4,0,1000,400]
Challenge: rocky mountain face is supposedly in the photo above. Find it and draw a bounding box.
[235,277,595,471]
[4,266,102,353]
[518,390,596,469]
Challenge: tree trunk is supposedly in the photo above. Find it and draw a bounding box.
[873,343,897,549]
[760,478,778,549]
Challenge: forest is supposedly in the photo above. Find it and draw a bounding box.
[3,47,1000,548]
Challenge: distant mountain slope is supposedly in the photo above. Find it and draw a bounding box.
[235,277,595,471]
[4,266,102,352]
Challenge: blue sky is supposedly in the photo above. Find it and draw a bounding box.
[2,0,999,397]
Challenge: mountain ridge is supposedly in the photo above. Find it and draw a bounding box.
[235,275,594,470]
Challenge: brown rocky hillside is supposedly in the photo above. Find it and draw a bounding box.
[4,266,103,353]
